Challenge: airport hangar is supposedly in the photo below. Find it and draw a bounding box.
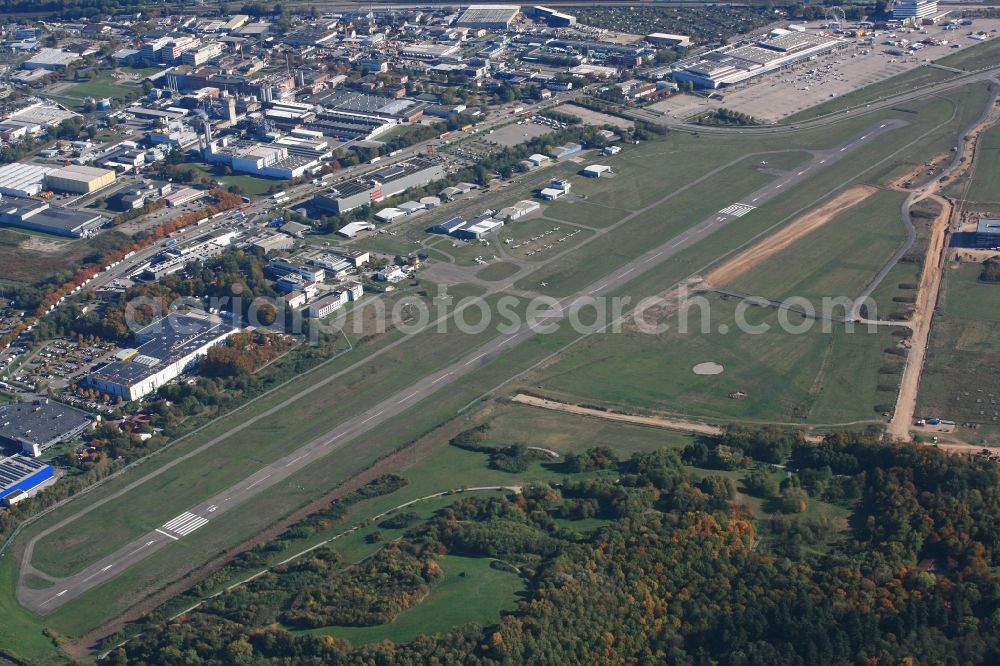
[669,32,844,89]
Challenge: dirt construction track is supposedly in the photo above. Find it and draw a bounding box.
[702,184,878,287]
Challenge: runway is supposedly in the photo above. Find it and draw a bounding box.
[17,118,906,614]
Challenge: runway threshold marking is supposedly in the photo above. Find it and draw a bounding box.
[719,203,756,217]
[161,511,209,537]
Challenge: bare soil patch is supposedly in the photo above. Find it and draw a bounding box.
[555,103,634,129]
[702,184,878,287]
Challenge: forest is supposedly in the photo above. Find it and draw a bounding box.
[108,430,1000,665]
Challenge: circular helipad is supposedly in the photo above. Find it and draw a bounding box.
[692,362,724,375]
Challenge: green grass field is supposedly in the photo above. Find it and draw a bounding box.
[935,37,1000,72]
[477,261,520,281]
[295,555,524,646]
[731,188,909,304]
[176,161,276,197]
[521,293,898,425]
[963,121,1000,204]
[917,263,1000,443]
[41,69,146,111]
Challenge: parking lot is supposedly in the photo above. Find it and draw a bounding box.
[483,121,552,148]
[649,19,1000,123]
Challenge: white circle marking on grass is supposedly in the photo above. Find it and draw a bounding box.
[692,362,724,375]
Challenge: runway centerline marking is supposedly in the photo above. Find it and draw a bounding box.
[245,474,272,491]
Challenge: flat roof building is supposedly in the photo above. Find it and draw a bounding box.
[0,163,56,198]
[46,164,116,194]
[975,218,1000,249]
[315,157,445,215]
[22,48,82,70]
[432,217,468,235]
[646,33,691,48]
[85,311,239,401]
[0,400,96,457]
[0,455,55,507]
[670,32,843,89]
[0,195,108,237]
[532,6,576,27]
[892,0,939,20]
[456,4,521,30]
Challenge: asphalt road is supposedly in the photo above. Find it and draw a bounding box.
[17,118,903,614]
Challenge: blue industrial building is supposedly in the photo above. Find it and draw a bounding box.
[0,455,55,506]
[432,216,468,235]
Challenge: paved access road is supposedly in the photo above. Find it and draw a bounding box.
[18,119,903,613]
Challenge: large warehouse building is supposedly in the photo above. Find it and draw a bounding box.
[45,164,117,194]
[456,4,521,30]
[0,195,108,237]
[85,310,239,401]
[315,157,445,215]
[670,32,843,88]
[0,163,56,197]
[0,455,55,507]
[0,400,96,457]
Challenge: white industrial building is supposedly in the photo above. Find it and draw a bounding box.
[0,163,56,197]
[892,0,939,20]
[496,200,541,221]
[456,4,521,30]
[375,207,407,222]
[670,32,843,89]
[646,33,691,48]
[85,311,239,401]
[337,222,375,238]
[306,286,363,318]
[583,165,611,178]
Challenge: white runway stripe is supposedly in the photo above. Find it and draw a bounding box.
[162,512,198,531]
[174,515,208,536]
[718,203,756,218]
[162,511,208,536]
